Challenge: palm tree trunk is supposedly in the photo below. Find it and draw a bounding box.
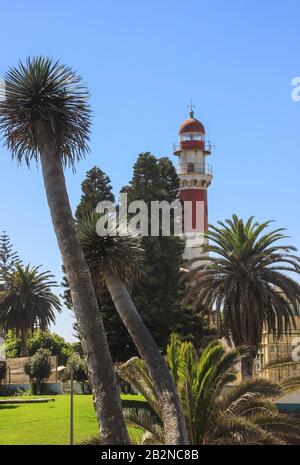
[39,149,129,445]
[104,269,189,445]
[20,328,29,357]
[241,354,254,379]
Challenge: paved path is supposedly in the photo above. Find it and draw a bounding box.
[0,398,55,404]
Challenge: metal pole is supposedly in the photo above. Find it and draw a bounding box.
[70,365,74,445]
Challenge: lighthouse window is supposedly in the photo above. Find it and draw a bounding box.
[180,134,204,142]
[187,163,194,173]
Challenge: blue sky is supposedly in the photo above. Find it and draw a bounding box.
[0,0,299,340]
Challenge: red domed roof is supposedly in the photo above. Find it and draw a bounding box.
[179,112,205,134]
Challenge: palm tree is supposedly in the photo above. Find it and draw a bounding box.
[0,264,61,356]
[118,335,300,445]
[77,212,189,445]
[186,215,300,378]
[0,57,128,444]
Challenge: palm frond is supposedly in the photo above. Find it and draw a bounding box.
[123,408,164,444]
[117,357,161,417]
[0,56,91,168]
[77,211,144,287]
[221,378,282,413]
[211,414,285,445]
[80,435,102,445]
[250,410,300,444]
[280,376,300,396]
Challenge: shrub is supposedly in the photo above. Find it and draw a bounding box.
[28,331,73,365]
[4,331,21,358]
[62,353,90,394]
[24,349,52,394]
[4,331,74,364]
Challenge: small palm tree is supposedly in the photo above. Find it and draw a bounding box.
[0,264,61,356]
[0,57,128,443]
[186,215,300,378]
[118,336,300,445]
[77,212,188,445]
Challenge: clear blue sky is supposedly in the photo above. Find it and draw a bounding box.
[0,0,299,341]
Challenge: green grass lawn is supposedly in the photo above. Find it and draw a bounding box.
[0,394,144,445]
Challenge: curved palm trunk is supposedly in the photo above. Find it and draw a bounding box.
[104,269,189,445]
[241,354,254,379]
[39,149,129,445]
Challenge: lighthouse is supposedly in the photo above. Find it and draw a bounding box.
[173,103,213,262]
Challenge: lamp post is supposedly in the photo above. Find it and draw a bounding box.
[70,363,74,446]
[57,363,75,445]
[57,353,82,445]
[69,352,81,446]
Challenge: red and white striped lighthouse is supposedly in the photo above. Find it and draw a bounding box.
[173,103,213,261]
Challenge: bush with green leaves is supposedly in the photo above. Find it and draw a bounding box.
[24,348,52,395]
[4,331,73,365]
[28,331,73,366]
[2,332,21,358]
[62,353,90,394]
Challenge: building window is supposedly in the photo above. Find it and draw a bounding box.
[187,163,194,173]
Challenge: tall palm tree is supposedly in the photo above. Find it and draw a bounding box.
[186,215,300,378]
[0,57,129,444]
[0,264,61,356]
[77,212,189,445]
[118,336,300,445]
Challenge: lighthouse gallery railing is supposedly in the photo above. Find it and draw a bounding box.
[177,163,213,176]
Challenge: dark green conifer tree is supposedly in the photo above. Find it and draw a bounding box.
[0,232,20,275]
[75,166,115,220]
[0,232,21,335]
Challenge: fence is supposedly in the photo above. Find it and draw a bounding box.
[3,356,58,385]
